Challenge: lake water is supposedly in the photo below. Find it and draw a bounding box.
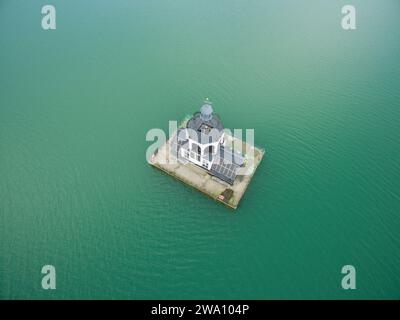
[1,0,399,299]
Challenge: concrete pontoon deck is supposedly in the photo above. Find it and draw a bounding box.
[149,122,265,209]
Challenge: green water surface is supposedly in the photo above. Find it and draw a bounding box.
[1,0,399,299]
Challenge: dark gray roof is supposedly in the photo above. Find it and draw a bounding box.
[186,110,224,143]
[172,131,245,185]
[210,145,245,185]
[211,160,237,185]
[219,146,245,167]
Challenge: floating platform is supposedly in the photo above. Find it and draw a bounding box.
[149,123,265,209]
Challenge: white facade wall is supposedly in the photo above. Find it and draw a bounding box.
[180,130,225,170]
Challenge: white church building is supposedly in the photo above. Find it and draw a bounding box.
[173,100,244,185]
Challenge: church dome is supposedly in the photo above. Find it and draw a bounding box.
[186,99,224,144]
[200,103,213,121]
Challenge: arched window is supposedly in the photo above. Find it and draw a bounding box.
[191,143,199,153]
[191,143,201,161]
